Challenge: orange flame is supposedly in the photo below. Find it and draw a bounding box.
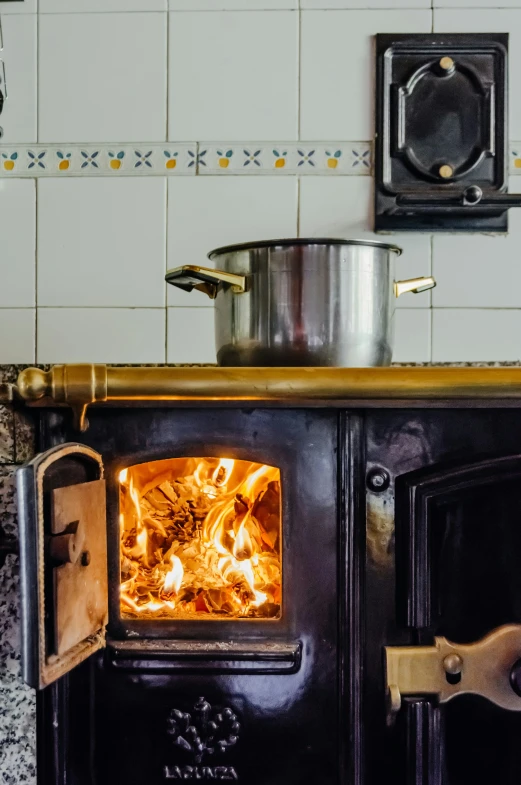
[233,516,253,561]
[163,553,184,595]
[119,457,281,619]
[212,458,235,487]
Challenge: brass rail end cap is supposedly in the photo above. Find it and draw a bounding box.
[17,367,49,400]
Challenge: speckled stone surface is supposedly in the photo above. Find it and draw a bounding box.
[0,453,36,783]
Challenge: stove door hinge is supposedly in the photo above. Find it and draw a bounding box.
[386,624,521,722]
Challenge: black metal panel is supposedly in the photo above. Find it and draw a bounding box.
[395,454,521,629]
[32,406,364,785]
[399,700,444,785]
[374,33,519,232]
[366,409,521,785]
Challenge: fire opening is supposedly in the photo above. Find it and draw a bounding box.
[119,458,281,619]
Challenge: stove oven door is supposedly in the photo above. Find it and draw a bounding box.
[17,443,108,690]
[381,455,521,785]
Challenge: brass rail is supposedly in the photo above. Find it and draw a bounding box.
[16,364,521,431]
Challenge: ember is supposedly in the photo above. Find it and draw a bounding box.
[119,458,281,619]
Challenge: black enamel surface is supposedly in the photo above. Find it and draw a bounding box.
[32,405,521,785]
[35,407,357,785]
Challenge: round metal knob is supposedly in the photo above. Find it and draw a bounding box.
[439,56,455,74]
[463,185,483,206]
[439,164,454,179]
[509,659,521,697]
[366,467,390,493]
[443,653,463,676]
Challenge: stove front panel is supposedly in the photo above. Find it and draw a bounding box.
[37,407,357,785]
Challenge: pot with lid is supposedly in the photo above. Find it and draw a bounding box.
[166,238,435,367]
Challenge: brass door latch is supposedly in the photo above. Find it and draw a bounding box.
[386,624,521,720]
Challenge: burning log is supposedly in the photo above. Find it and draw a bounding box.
[119,458,282,620]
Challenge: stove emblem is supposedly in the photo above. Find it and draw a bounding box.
[165,697,240,781]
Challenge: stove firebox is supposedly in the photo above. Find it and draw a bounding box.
[19,407,358,785]
[119,458,282,621]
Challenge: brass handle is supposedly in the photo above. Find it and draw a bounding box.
[394,276,436,297]
[165,265,247,300]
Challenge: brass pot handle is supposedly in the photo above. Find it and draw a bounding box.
[394,276,436,297]
[165,265,247,300]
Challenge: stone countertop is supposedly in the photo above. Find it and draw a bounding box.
[0,401,36,784]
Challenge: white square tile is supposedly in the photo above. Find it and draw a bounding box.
[167,177,298,305]
[393,309,431,363]
[300,10,432,141]
[435,0,521,7]
[170,0,295,6]
[39,13,167,143]
[38,178,166,307]
[432,309,521,362]
[433,181,521,308]
[0,0,36,13]
[298,177,432,307]
[37,308,166,363]
[434,10,521,137]
[41,0,164,10]
[169,11,298,141]
[0,309,34,362]
[302,0,428,6]
[167,307,215,363]
[0,180,35,307]
[1,15,37,143]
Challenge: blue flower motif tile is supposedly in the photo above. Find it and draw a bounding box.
[80,150,99,169]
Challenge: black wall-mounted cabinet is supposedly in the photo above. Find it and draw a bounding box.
[375,33,521,232]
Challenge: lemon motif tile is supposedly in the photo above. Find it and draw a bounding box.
[1,152,17,172]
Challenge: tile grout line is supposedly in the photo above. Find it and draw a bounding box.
[164,177,168,363]
[34,3,39,362]
[429,233,434,362]
[297,3,301,142]
[296,175,301,237]
[34,177,38,364]
[165,8,169,144]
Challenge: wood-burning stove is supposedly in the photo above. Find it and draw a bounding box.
[13,365,521,785]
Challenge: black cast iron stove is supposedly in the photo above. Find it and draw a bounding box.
[14,365,521,785]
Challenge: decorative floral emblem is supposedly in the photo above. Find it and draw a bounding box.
[108,151,125,170]
[164,151,178,170]
[187,150,196,168]
[352,148,370,168]
[243,149,261,167]
[81,150,99,168]
[56,151,71,171]
[198,149,207,168]
[217,149,233,169]
[297,149,315,167]
[28,150,46,169]
[326,149,342,169]
[167,697,240,765]
[273,149,287,169]
[1,152,17,171]
[512,150,521,169]
[134,150,152,168]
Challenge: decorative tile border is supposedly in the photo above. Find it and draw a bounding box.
[0,142,372,177]
[511,144,521,174]
[197,142,371,174]
[2,142,521,176]
[0,144,198,176]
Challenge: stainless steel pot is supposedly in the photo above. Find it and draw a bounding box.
[165,238,435,367]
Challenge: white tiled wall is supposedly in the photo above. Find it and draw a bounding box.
[1,0,521,364]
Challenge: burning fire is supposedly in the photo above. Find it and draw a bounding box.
[119,457,281,619]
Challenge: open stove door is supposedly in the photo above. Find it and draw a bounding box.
[18,443,107,690]
[385,455,521,785]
